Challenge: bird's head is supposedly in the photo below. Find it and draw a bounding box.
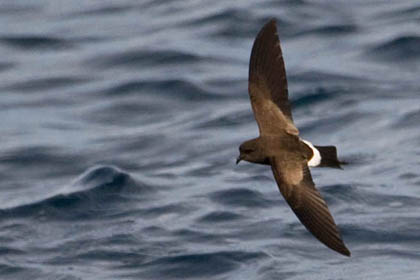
[237,138,261,164]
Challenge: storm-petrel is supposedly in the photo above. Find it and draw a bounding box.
[236,19,350,256]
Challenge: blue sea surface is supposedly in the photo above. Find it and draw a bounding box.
[1,1,420,279]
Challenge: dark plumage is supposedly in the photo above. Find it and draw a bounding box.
[237,19,350,256]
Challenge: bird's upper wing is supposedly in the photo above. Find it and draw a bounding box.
[248,19,298,136]
[270,156,350,256]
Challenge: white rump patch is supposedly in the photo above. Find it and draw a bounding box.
[301,139,321,167]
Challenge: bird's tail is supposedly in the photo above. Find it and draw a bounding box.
[314,145,343,169]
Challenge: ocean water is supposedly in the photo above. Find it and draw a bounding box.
[1,0,420,279]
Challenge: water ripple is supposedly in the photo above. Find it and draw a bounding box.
[367,35,420,62]
[138,251,267,279]
[101,79,221,101]
[2,76,90,93]
[197,211,245,224]
[88,49,204,69]
[0,35,73,50]
[209,188,277,208]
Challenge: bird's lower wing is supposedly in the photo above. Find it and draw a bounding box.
[270,157,350,256]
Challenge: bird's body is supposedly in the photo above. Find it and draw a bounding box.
[239,134,310,165]
[237,19,350,256]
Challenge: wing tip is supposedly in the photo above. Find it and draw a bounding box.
[249,18,285,78]
[258,18,278,39]
[266,18,277,28]
[316,226,352,257]
[336,244,351,257]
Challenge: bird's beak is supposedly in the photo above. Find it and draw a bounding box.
[236,156,242,165]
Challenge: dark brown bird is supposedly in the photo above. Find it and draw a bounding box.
[237,19,350,257]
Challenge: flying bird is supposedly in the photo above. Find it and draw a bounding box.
[236,19,350,256]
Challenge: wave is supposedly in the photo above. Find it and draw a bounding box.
[292,87,335,109]
[366,35,420,62]
[393,109,420,128]
[0,62,14,73]
[0,165,154,220]
[320,183,420,211]
[194,107,253,130]
[184,8,260,38]
[299,111,372,134]
[137,251,266,279]
[197,210,244,224]
[296,23,358,37]
[209,188,277,208]
[2,76,90,93]
[289,70,365,84]
[0,35,73,50]
[98,78,224,102]
[88,49,203,69]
